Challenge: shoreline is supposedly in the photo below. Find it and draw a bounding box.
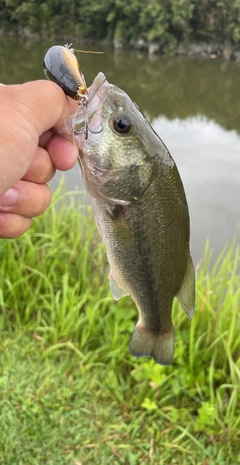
[115,39,240,61]
[1,31,240,61]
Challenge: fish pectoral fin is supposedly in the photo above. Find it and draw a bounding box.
[100,163,153,202]
[109,276,128,301]
[129,325,174,366]
[176,254,195,320]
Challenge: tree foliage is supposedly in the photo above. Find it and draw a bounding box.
[0,0,240,45]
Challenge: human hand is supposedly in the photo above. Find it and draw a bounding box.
[0,80,78,238]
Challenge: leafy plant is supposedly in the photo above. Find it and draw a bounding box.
[1,0,240,45]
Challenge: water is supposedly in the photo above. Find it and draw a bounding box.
[1,37,240,264]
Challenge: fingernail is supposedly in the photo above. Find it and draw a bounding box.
[0,188,19,207]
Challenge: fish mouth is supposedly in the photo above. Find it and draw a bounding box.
[66,72,110,138]
[87,72,109,109]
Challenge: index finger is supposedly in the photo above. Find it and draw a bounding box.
[5,80,78,134]
[0,81,78,195]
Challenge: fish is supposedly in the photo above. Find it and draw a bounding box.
[67,72,195,365]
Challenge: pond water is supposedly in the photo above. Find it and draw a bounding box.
[1,37,240,264]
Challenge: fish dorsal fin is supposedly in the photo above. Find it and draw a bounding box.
[109,276,128,301]
[176,254,195,320]
[100,163,153,202]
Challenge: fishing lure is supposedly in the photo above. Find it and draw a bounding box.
[43,44,87,100]
[43,44,104,139]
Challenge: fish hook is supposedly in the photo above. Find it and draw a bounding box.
[72,94,103,140]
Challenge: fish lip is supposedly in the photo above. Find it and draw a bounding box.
[67,72,110,134]
[87,72,108,106]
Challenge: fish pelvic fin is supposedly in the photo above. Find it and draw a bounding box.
[176,253,195,320]
[129,325,174,366]
[109,276,128,301]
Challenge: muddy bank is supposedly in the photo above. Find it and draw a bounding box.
[114,39,240,61]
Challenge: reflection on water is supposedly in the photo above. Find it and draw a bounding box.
[1,38,240,262]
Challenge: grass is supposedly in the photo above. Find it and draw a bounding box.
[0,185,239,465]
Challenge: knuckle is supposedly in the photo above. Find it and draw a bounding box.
[35,185,52,215]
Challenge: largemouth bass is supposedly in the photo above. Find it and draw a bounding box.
[67,72,195,365]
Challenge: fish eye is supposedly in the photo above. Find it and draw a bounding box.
[112,114,132,134]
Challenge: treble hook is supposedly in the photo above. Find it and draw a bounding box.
[80,94,89,139]
[72,93,103,140]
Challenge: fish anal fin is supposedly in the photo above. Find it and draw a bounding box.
[129,325,174,366]
[176,253,195,320]
[109,275,128,301]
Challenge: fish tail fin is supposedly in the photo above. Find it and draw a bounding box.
[129,325,174,366]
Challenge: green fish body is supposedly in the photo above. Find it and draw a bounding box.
[70,72,195,365]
